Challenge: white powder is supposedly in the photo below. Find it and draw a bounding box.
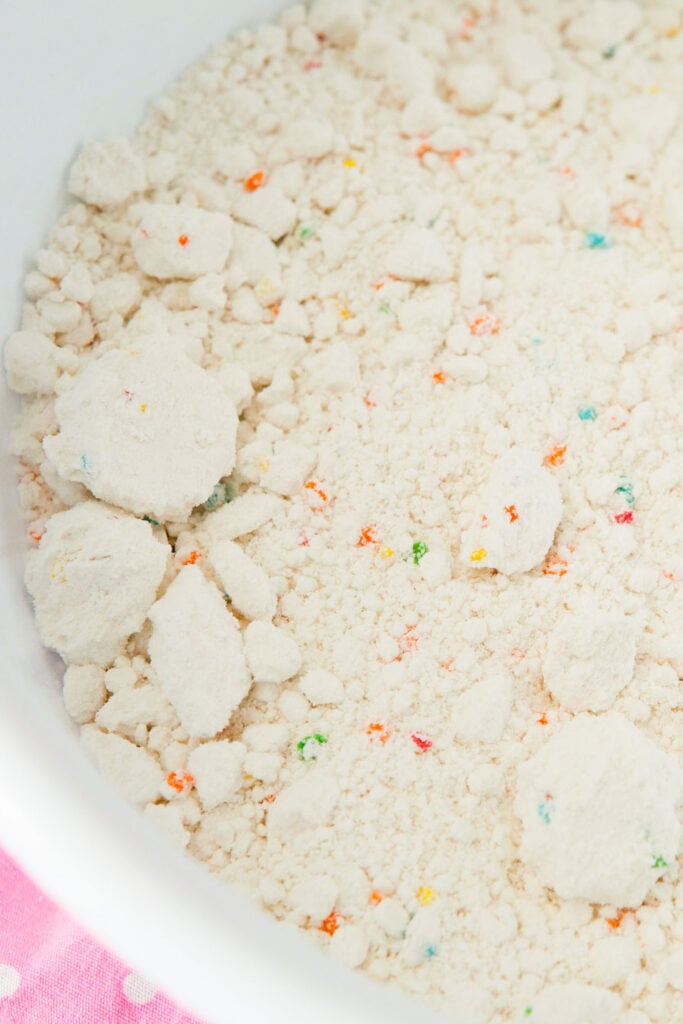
[4,0,683,1021]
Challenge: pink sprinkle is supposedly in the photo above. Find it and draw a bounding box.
[614,510,633,524]
[298,535,311,547]
[411,734,433,753]
[304,59,322,70]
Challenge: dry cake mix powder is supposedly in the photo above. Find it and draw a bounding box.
[4,1,683,1021]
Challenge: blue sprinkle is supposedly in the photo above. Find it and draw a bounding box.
[537,801,552,825]
[531,337,543,346]
[585,232,612,250]
[80,454,90,474]
[425,945,438,958]
[577,405,597,421]
[603,45,617,59]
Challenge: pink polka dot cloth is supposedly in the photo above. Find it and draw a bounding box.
[0,847,204,1023]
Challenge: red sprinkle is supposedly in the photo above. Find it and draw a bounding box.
[614,510,634,524]
[177,234,189,247]
[411,733,433,753]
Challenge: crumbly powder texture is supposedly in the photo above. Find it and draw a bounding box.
[5,1,683,1021]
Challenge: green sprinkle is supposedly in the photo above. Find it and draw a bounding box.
[379,302,392,314]
[531,337,543,345]
[652,855,668,869]
[403,541,429,565]
[603,45,617,59]
[615,480,635,506]
[577,405,597,421]
[524,1008,533,1017]
[203,481,232,511]
[142,515,160,526]
[585,232,612,250]
[299,225,316,238]
[297,733,328,761]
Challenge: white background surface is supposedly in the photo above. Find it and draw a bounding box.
[0,2,448,1021]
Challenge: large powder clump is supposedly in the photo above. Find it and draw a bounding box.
[516,713,682,906]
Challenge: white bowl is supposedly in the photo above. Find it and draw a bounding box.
[0,3,445,1021]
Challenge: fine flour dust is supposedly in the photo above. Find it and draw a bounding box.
[5,0,683,1021]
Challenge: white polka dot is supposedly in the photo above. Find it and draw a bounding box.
[122,973,156,1005]
[0,965,20,998]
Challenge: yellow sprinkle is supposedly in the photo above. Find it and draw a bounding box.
[417,886,434,906]
[343,157,357,168]
[140,403,147,412]
[470,548,487,562]
[258,458,271,473]
[665,26,679,37]
[649,85,660,94]
[339,307,350,319]
[379,547,394,559]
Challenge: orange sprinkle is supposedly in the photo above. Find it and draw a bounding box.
[244,170,266,192]
[439,658,455,672]
[321,911,341,936]
[269,305,280,318]
[615,201,642,228]
[28,528,44,543]
[357,525,379,547]
[415,141,432,158]
[262,793,277,804]
[394,624,419,660]
[468,313,501,336]
[558,166,576,179]
[542,556,568,577]
[509,647,526,660]
[544,443,567,467]
[166,771,194,793]
[504,504,519,523]
[181,550,201,566]
[459,15,474,39]
[366,722,390,744]
[369,890,383,906]
[177,234,189,247]
[432,370,447,383]
[480,514,488,528]
[364,393,377,408]
[537,712,548,726]
[305,480,328,507]
[447,148,466,165]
